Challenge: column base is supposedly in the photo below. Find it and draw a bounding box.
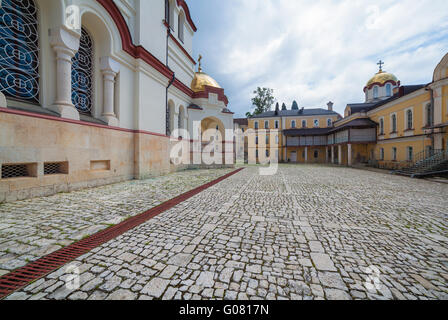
[0,92,6,108]
[49,104,80,120]
[101,114,119,127]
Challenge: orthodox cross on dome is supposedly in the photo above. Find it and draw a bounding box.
[377,60,384,72]
[198,54,202,72]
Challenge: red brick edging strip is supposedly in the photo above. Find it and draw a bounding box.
[0,168,244,299]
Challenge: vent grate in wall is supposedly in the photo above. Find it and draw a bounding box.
[1,164,30,179]
[44,162,67,175]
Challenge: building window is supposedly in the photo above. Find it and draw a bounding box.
[266,149,269,157]
[254,121,259,129]
[314,119,319,127]
[425,103,433,127]
[275,135,279,144]
[264,120,269,129]
[265,135,269,145]
[407,147,413,161]
[379,118,384,135]
[291,120,296,128]
[165,0,170,25]
[391,114,397,133]
[178,12,185,42]
[0,0,40,104]
[392,147,397,161]
[255,136,258,145]
[275,120,279,129]
[373,86,379,99]
[327,119,332,127]
[314,150,319,159]
[380,148,384,160]
[406,109,413,130]
[386,84,392,97]
[302,120,306,128]
[72,27,94,115]
[255,149,258,158]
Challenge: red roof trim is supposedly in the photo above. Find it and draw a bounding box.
[97,0,193,95]
[364,80,400,91]
[169,33,196,65]
[193,85,229,106]
[177,0,197,32]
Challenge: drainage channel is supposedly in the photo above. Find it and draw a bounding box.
[0,168,244,299]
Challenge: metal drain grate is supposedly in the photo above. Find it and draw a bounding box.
[0,168,244,299]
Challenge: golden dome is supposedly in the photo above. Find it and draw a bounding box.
[191,54,221,93]
[191,72,221,93]
[366,71,398,88]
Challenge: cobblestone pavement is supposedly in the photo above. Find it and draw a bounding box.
[0,168,234,276]
[5,165,448,300]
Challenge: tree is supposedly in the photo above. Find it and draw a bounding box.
[251,87,275,115]
[281,103,287,111]
[245,112,253,118]
[291,100,299,110]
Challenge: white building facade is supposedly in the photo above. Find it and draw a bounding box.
[0,0,234,202]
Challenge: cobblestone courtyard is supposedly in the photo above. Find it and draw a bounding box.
[2,165,448,300]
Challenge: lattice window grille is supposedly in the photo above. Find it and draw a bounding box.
[71,27,93,114]
[1,164,30,179]
[0,0,40,103]
[44,162,66,175]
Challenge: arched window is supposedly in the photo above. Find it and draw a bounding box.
[302,120,306,128]
[406,109,413,129]
[379,118,384,135]
[327,119,332,127]
[165,0,170,25]
[391,114,397,133]
[291,120,296,128]
[0,0,39,104]
[425,103,433,127]
[373,86,379,99]
[386,84,392,97]
[71,27,93,114]
[178,11,184,42]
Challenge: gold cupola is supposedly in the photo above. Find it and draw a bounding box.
[366,71,398,87]
[366,61,398,88]
[191,55,221,93]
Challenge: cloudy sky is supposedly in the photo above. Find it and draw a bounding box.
[188,0,448,118]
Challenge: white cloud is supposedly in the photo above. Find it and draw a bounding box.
[194,0,448,116]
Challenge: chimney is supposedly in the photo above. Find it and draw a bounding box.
[327,101,334,111]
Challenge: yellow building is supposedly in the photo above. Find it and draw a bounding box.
[247,103,342,164]
[246,53,448,176]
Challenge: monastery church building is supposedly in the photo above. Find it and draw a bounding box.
[0,0,234,202]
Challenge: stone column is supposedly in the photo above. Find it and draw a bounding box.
[49,26,80,120]
[325,146,329,163]
[338,145,342,165]
[304,147,308,163]
[100,57,120,127]
[331,146,335,164]
[348,144,352,166]
[0,91,6,108]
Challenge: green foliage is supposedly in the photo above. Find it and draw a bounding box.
[250,87,275,116]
